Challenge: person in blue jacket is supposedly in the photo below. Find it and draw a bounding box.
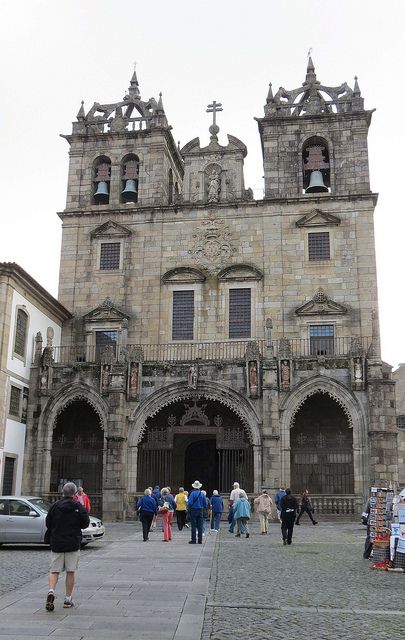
[210,490,224,532]
[187,480,208,544]
[137,488,158,541]
[274,487,286,521]
[233,492,251,538]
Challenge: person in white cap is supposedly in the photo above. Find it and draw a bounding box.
[187,481,208,544]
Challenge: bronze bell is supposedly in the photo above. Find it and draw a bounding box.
[122,179,138,202]
[93,181,109,203]
[305,170,329,193]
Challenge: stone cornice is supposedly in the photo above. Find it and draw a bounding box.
[0,262,72,322]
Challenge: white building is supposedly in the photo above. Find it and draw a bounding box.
[0,263,71,494]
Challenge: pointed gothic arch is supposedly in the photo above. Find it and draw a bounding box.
[280,376,368,496]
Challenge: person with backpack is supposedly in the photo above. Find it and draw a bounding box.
[187,481,208,544]
[44,482,90,611]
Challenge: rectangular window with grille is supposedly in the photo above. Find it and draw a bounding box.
[95,330,118,361]
[310,324,334,356]
[229,288,251,339]
[100,242,121,270]
[397,415,405,429]
[14,309,28,357]
[308,232,330,261]
[172,291,194,340]
[9,386,21,418]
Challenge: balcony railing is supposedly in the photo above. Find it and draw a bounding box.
[46,336,371,365]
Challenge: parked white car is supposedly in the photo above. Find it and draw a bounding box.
[0,496,105,545]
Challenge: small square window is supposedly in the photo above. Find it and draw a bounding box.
[100,243,120,270]
[397,416,405,429]
[9,386,21,418]
[95,330,118,361]
[309,325,334,356]
[308,232,330,261]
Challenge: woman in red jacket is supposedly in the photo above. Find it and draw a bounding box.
[74,486,91,512]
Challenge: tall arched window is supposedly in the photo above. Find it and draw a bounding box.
[121,154,139,203]
[93,156,111,204]
[302,136,330,193]
[14,308,29,358]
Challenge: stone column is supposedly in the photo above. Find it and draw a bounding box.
[367,358,398,488]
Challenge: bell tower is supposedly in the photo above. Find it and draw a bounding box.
[61,69,183,212]
[256,57,372,199]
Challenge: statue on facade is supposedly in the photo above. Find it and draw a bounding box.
[188,364,198,389]
[207,169,221,203]
[281,360,290,389]
[248,361,258,398]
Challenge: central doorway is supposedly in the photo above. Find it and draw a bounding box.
[136,397,254,494]
[184,439,218,495]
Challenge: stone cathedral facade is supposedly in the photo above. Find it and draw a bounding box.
[23,59,398,520]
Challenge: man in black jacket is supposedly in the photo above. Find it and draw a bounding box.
[45,482,90,611]
[280,488,299,546]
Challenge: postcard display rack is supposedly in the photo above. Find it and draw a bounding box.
[369,487,394,569]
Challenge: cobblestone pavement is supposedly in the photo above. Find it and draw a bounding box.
[0,522,136,596]
[202,519,405,640]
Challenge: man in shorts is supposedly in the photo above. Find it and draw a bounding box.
[45,482,90,611]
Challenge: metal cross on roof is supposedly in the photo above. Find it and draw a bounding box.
[206,100,223,127]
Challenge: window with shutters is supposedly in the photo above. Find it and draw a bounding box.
[229,288,251,339]
[100,242,121,270]
[9,386,21,418]
[172,290,194,340]
[309,324,334,356]
[308,232,330,261]
[14,308,29,358]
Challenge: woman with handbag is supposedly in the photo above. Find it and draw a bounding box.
[159,487,176,542]
[295,489,318,525]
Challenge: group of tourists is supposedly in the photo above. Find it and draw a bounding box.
[137,481,318,546]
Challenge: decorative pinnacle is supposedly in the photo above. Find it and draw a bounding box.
[266,82,273,103]
[157,92,164,112]
[206,100,223,140]
[353,75,361,97]
[305,55,317,85]
[128,66,140,99]
[76,100,85,121]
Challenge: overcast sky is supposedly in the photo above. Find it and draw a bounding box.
[1,0,404,367]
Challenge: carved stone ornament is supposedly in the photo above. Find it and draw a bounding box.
[295,288,347,316]
[180,401,209,427]
[188,364,198,389]
[278,337,292,359]
[245,340,261,360]
[189,212,237,275]
[84,298,130,323]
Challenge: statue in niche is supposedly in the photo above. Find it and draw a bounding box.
[281,360,290,388]
[207,169,221,203]
[101,364,111,391]
[128,362,139,399]
[188,364,198,389]
[249,361,258,398]
[354,359,363,381]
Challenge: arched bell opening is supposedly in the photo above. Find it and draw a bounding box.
[290,392,354,495]
[93,155,111,204]
[121,154,139,203]
[137,397,253,495]
[51,400,104,510]
[302,136,330,193]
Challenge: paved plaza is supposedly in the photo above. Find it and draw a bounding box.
[0,520,404,639]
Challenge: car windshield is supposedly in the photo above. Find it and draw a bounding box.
[29,498,51,513]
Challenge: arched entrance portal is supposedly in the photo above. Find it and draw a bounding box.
[137,398,253,494]
[51,400,104,496]
[290,392,354,495]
